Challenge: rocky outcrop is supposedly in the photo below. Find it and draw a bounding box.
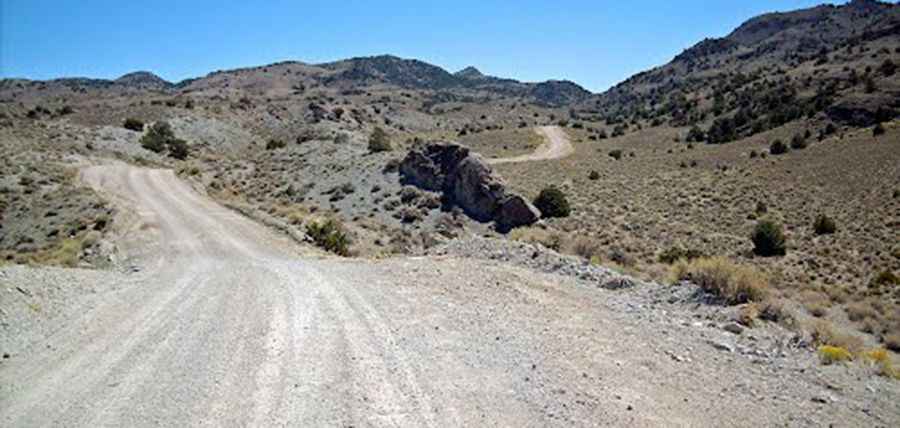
[400,142,539,231]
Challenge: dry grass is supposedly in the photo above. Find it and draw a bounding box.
[737,303,760,326]
[818,345,853,365]
[863,348,900,380]
[28,235,92,267]
[570,236,602,261]
[808,319,865,354]
[671,257,769,304]
[509,227,563,252]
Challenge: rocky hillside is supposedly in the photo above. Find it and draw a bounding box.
[580,0,899,142]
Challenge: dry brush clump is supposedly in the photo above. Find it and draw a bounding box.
[305,218,352,256]
[671,257,769,304]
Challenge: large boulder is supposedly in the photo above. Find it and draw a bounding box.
[496,194,541,231]
[400,141,539,231]
[399,142,469,192]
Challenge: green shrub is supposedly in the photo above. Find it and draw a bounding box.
[266,139,286,150]
[533,186,571,218]
[873,123,886,137]
[751,220,786,257]
[813,214,837,235]
[368,127,392,152]
[140,121,174,153]
[769,139,788,155]
[123,118,144,132]
[608,149,623,160]
[790,134,807,150]
[306,219,351,256]
[168,138,189,160]
[588,170,600,180]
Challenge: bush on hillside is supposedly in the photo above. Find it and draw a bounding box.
[873,123,886,137]
[306,218,351,256]
[140,121,174,153]
[813,214,837,235]
[769,139,788,155]
[139,121,189,159]
[751,219,787,257]
[368,127,392,152]
[168,138,190,160]
[533,186,571,218]
[266,139,286,150]
[124,118,144,132]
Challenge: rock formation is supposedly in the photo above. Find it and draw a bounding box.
[400,141,540,231]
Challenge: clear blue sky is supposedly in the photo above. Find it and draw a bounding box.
[1,0,844,92]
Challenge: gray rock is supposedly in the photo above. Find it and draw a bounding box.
[602,276,636,290]
[723,323,745,335]
[709,340,734,353]
[496,194,541,231]
[400,141,540,231]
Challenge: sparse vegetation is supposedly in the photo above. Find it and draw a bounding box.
[671,257,769,304]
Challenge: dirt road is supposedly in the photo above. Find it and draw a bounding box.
[487,126,574,165]
[1,165,897,426]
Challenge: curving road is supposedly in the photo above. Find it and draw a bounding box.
[2,165,896,426]
[487,126,574,165]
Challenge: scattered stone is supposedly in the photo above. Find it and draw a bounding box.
[723,323,745,335]
[709,340,734,353]
[601,277,635,290]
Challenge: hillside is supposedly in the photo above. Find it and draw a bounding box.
[580,0,899,142]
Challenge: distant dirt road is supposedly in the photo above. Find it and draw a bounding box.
[487,126,574,164]
[2,164,897,426]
